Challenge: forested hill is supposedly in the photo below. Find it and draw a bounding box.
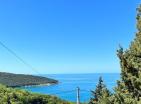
[0,72,58,87]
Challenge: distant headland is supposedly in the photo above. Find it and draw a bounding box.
[0,72,58,87]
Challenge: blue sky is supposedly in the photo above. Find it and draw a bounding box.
[0,0,140,74]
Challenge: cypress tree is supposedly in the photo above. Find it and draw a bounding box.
[89,4,141,104]
[117,5,141,100]
[89,77,110,104]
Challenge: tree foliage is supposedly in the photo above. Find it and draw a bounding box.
[116,4,141,100]
[0,84,72,104]
[89,77,110,104]
[89,4,141,104]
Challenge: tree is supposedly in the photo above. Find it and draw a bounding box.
[89,77,110,104]
[117,4,141,100]
[0,84,72,104]
[89,4,141,104]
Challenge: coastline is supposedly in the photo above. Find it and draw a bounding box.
[0,72,59,88]
[19,83,58,88]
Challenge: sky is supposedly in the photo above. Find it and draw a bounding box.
[0,0,140,74]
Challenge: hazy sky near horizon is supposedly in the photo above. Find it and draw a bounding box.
[0,0,140,74]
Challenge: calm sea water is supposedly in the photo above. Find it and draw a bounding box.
[21,73,120,102]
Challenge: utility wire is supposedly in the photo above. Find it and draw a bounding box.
[53,89,91,95]
[53,90,75,95]
[0,41,40,74]
[80,89,91,93]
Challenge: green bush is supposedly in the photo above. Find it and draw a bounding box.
[0,84,72,104]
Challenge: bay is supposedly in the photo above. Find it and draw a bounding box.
[21,73,120,102]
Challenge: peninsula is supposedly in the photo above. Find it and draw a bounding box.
[0,72,58,87]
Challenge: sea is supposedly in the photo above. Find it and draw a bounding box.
[21,73,120,102]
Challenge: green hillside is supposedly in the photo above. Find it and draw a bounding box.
[0,84,72,104]
[0,72,58,87]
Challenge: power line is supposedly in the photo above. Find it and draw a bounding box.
[53,90,75,95]
[0,41,40,74]
[80,89,91,92]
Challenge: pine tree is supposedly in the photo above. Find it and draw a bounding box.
[117,5,141,100]
[89,77,110,104]
[89,4,141,104]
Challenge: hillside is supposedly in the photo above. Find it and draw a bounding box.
[0,84,72,104]
[0,72,58,87]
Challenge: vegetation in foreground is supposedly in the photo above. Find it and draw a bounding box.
[89,4,141,104]
[0,84,73,104]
